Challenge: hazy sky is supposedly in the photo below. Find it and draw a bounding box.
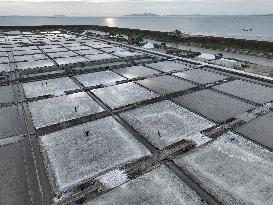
[0,0,272,16]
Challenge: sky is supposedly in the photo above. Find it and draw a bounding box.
[0,0,272,16]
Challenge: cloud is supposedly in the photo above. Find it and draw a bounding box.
[0,0,272,16]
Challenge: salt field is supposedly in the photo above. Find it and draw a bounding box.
[0,28,273,205]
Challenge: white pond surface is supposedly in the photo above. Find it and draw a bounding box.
[29,92,104,128]
[174,132,273,205]
[23,77,79,98]
[93,82,159,109]
[75,70,125,87]
[120,100,214,149]
[39,116,150,194]
[86,165,207,205]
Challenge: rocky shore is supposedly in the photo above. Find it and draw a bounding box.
[81,26,273,77]
[1,25,272,59]
[0,25,272,77]
[78,25,273,59]
[84,27,273,77]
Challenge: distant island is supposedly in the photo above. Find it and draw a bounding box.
[124,13,160,17]
[48,15,66,18]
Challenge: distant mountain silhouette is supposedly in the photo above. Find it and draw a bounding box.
[124,13,160,17]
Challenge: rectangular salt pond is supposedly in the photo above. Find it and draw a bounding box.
[92,82,159,109]
[12,46,38,51]
[137,75,196,95]
[75,71,125,87]
[114,65,160,79]
[214,79,273,104]
[39,45,63,50]
[0,57,9,63]
[23,77,79,98]
[65,44,91,51]
[47,51,78,59]
[13,49,42,56]
[29,92,104,128]
[55,56,88,65]
[173,89,254,122]
[0,106,24,139]
[85,42,113,49]
[42,47,69,53]
[0,63,10,72]
[0,141,32,205]
[146,61,191,73]
[113,51,142,58]
[174,132,273,205]
[13,54,48,62]
[0,47,10,52]
[84,53,117,61]
[76,49,104,56]
[39,116,150,194]
[120,101,214,149]
[0,51,8,57]
[173,69,227,84]
[16,60,55,70]
[100,47,124,53]
[0,39,5,44]
[236,112,273,150]
[85,165,206,205]
[0,85,16,104]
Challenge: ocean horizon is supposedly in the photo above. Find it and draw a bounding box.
[0,15,273,42]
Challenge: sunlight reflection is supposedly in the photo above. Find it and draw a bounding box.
[104,17,116,27]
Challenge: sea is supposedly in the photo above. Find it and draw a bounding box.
[0,15,273,42]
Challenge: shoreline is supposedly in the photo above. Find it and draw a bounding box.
[140,39,273,78]
[1,25,272,59]
[0,25,273,59]
[82,25,273,59]
[2,24,270,59]
[0,25,272,76]
[1,16,273,42]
